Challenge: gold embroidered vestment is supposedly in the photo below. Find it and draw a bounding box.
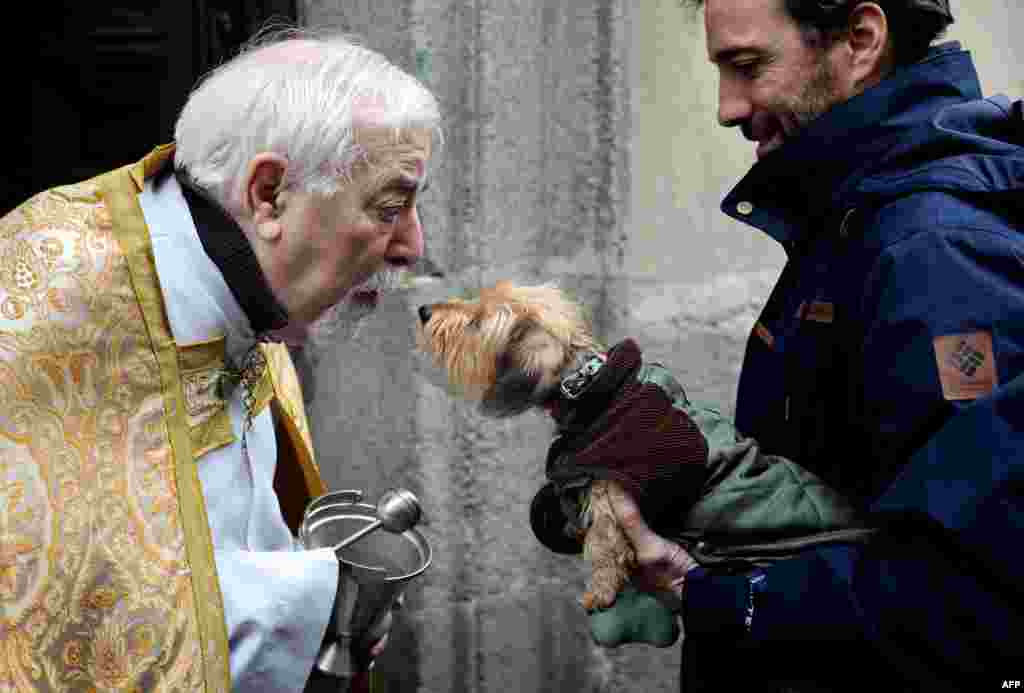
[0,146,325,692]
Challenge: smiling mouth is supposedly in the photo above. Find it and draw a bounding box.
[746,111,795,161]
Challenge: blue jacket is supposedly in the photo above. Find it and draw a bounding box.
[681,44,1024,691]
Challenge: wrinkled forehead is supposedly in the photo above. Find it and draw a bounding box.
[353,126,433,179]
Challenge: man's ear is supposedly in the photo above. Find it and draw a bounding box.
[242,153,289,241]
[845,2,892,90]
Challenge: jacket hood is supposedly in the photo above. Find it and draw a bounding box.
[721,43,1024,248]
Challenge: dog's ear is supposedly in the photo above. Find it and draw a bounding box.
[479,318,565,417]
[509,319,568,382]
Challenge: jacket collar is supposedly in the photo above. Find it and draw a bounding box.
[721,42,982,249]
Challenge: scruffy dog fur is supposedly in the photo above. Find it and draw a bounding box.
[416,281,636,610]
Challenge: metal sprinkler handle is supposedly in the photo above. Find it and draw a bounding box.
[332,489,422,554]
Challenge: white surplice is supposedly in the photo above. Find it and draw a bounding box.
[138,173,338,692]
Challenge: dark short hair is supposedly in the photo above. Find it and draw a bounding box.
[686,0,954,66]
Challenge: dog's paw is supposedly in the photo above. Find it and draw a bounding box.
[580,587,618,612]
[584,570,626,611]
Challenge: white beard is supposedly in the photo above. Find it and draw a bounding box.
[305,268,406,351]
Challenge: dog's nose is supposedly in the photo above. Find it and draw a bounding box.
[418,305,432,324]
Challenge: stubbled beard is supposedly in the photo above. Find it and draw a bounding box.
[789,53,839,129]
[305,268,406,350]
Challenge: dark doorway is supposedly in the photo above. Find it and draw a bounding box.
[10,0,296,215]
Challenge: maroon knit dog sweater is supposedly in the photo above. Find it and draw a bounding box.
[543,338,710,534]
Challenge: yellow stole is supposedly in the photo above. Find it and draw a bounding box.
[0,145,325,692]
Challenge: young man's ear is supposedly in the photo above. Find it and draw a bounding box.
[242,153,289,241]
[845,2,892,91]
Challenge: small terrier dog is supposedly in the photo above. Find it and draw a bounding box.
[416,281,708,611]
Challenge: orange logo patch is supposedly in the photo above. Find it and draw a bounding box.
[795,301,834,324]
[933,331,998,401]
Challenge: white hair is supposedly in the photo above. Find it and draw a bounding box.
[173,26,442,203]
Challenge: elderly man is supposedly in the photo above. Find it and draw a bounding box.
[0,30,439,692]
[600,0,1023,691]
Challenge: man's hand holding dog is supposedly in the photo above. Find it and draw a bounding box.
[606,481,697,603]
[584,481,697,649]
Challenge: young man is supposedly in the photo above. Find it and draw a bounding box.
[0,30,439,692]
[606,1,1023,690]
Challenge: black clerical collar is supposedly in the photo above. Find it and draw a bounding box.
[161,166,290,335]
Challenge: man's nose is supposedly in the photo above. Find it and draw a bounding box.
[391,206,425,264]
[418,305,432,324]
[717,76,751,128]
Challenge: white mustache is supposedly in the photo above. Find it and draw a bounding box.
[306,269,407,347]
[350,268,406,294]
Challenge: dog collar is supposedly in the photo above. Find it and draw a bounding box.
[543,351,607,423]
[560,352,608,400]
[545,340,645,433]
